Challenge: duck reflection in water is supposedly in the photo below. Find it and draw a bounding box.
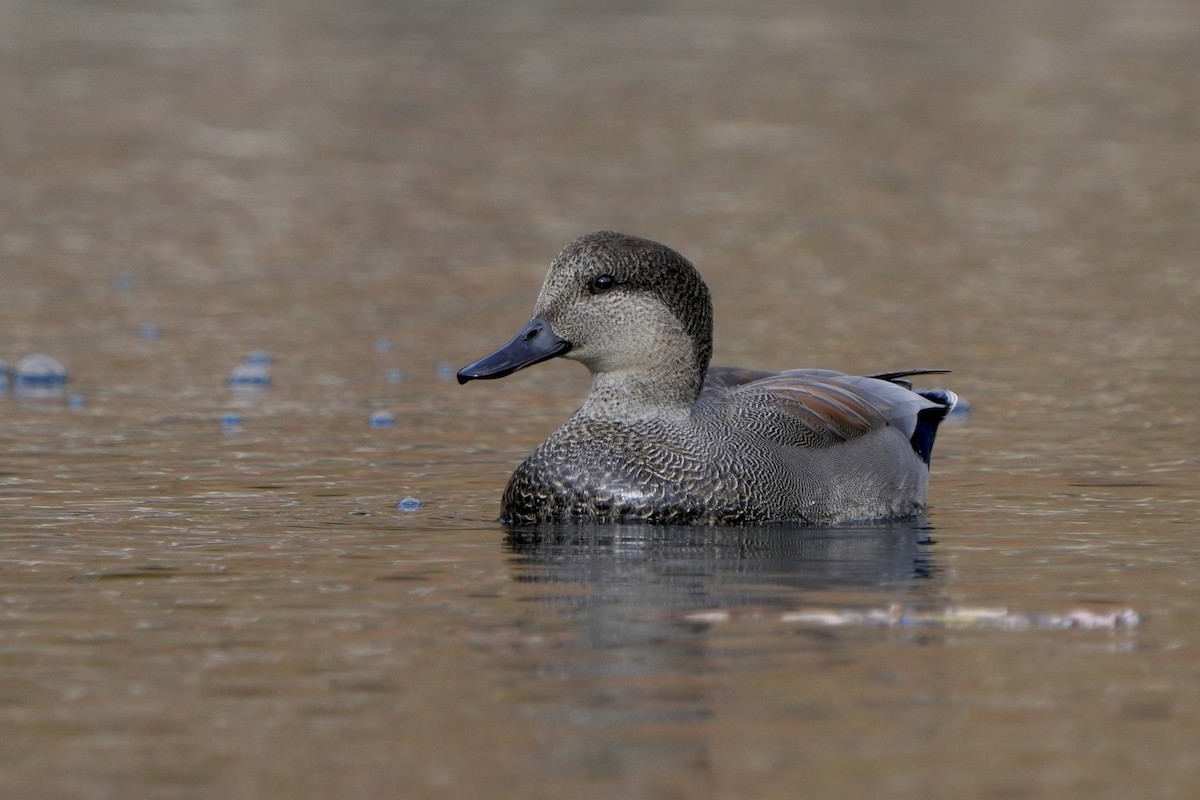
[505,520,938,609]
[499,519,943,774]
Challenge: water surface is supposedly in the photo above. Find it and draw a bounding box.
[2,1,1199,798]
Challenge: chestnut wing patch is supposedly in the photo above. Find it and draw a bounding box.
[735,374,886,445]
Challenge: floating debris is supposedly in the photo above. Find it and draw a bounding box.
[375,337,394,354]
[685,604,1140,631]
[67,393,86,410]
[228,362,271,388]
[385,368,405,384]
[15,353,68,386]
[435,361,456,381]
[138,322,163,341]
[369,410,397,428]
[15,354,69,395]
[219,412,244,430]
[396,496,423,512]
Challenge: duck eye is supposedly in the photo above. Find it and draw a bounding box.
[589,274,616,294]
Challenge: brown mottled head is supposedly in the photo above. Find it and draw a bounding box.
[458,231,716,413]
[531,231,714,378]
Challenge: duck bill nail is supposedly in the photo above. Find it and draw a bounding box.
[457,317,572,384]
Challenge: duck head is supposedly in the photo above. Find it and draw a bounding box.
[458,231,714,413]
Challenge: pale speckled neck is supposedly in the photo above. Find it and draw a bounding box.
[578,367,701,422]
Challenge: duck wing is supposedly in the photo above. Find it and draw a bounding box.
[709,368,952,450]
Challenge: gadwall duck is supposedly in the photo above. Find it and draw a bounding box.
[458,231,957,526]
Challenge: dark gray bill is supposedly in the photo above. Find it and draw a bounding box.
[457,317,571,384]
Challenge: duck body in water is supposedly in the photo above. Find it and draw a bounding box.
[458,231,957,526]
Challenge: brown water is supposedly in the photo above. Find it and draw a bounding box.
[2,1,1199,798]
